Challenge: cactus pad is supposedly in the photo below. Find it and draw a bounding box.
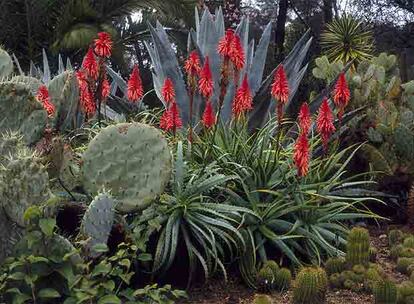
[0,131,24,165]
[0,82,47,145]
[82,123,172,213]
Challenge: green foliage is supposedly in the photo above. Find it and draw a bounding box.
[81,192,116,257]
[0,82,47,145]
[132,141,246,287]
[374,280,398,304]
[292,267,328,304]
[0,148,51,227]
[321,15,373,65]
[346,227,370,267]
[389,230,404,246]
[82,122,172,213]
[396,258,414,275]
[325,257,346,275]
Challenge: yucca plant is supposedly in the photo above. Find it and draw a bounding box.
[321,15,373,66]
[131,141,250,287]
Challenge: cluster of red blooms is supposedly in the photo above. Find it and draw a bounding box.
[76,32,113,117]
[159,78,182,132]
[36,85,55,117]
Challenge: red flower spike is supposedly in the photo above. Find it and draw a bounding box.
[36,85,55,117]
[80,88,96,115]
[229,34,245,70]
[160,101,182,131]
[162,78,175,104]
[199,57,214,99]
[218,29,235,58]
[76,70,88,92]
[184,51,201,77]
[127,65,143,102]
[82,48,99,79]
[202,101,216,128]
[102,75,110,99]
[316,98,336,151]
[232,74,253,117]
[333,72,350,120]
[94,32,112,58]
[298,102,311,134]
[293,133,310,177]
[271,64,289,104]
[170,101,182,130]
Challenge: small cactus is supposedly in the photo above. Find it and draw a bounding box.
[370,247,378,262]
[274,267,291,291]
[396,257,414,275]
[390,245,404,260]
[253,294,272,304]
[404,237,414,249]
[346,227,370,267]
[373,280,397,304]
[329,273,342,289]
[263,260,279,275]
[397,281,414,303]
[388,229,404,247]
[257,265,274,291]
[352,264,366,275]
[292,267,328,304]
[400,248,414,258]
[325,256,346,275]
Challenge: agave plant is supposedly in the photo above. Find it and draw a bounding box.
[132,141,250,287]
[321,15,373,66]
[144,7,312,128]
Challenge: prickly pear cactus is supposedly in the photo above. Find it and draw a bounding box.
[0,82,47,145]
[81,192,115,256]
[0,208,23,263]
[10,75,42,95]
[82,123,172,213]
[373,280,397,304]
[346,227,370,267]
[292,267,328,304]
[394,124,414,160]
[0,131,24,165]
[0,47,13,79]
[0,149,50,227]
[47,71,82,131]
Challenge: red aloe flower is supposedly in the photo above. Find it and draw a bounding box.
[160,101,182,131]
[271,64,289,104]
[229,33,245,70]
[102,75,110,99]
[317,98,336,151]
[80,87,96,115]
[184,51,202,77]
[218,29,235,58]
[333,72,350,120]
[94,32,112,58]
[76,70,88,91]
[82,48,99,79]
[162,78,175,104]
[199,56,214,99]
[232,74,253,117]
[298,102,311,134]
[127,65,143,102]
[293,133,310,177]
[202,101,216,128]
[36,85,55,117]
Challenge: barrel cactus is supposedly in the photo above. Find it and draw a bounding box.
[257,265,275,291]
[396,257,414,275]
[0,82,47,145]
[0,149,51,227]
[253,294,272,304]
[82,123,172,213]
[81,192,116,256]
[346,227,370,266]
[274,267,292,291]
[325,256,346,275]
[373,280,397,304]
[292,267,328,304]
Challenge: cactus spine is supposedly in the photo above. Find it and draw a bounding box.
[292,267,328,304]
[82,123,172,213]
[373,280,397,304]
[346,227,370,266]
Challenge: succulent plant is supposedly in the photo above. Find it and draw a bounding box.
[343,279,359,291]
[0,131,24,166]
[373,280,397,304]
[389,230,404,247]
[81,192,116,257]
[329,273,342,289]
[364,267,382,292]
[391,245,404,260]
[274,267,292,292]
[370,246,378,262]
[263,260,279,274]
[257,265,275,291]
[82,123,172,213]
[253,294,272,304]
[400,248,414,259]
[0,149,50,227]
[346,227,370,267]
[292,267,328,304]
[10,75,42,94]
[396,258,414,275]
[325,256,346,275]
[397,281,414,303]
[0,46,13,79]
[0,82,47,145]
[404,237,414,249]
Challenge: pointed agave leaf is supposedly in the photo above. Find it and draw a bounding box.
[66,58,73,70]
[58,54,65,74]
[11,54,24,76]
[42,49,51,84]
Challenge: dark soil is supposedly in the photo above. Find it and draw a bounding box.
[179,225,413,304]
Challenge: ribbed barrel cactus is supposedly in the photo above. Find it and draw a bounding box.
[292,267,328,304]
[82,122,172,213]
[346,227,370,266]
[373,280,397,304]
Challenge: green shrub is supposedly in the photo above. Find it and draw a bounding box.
[292,267,328,304]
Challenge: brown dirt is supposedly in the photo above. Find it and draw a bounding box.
[179,225,413,304]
